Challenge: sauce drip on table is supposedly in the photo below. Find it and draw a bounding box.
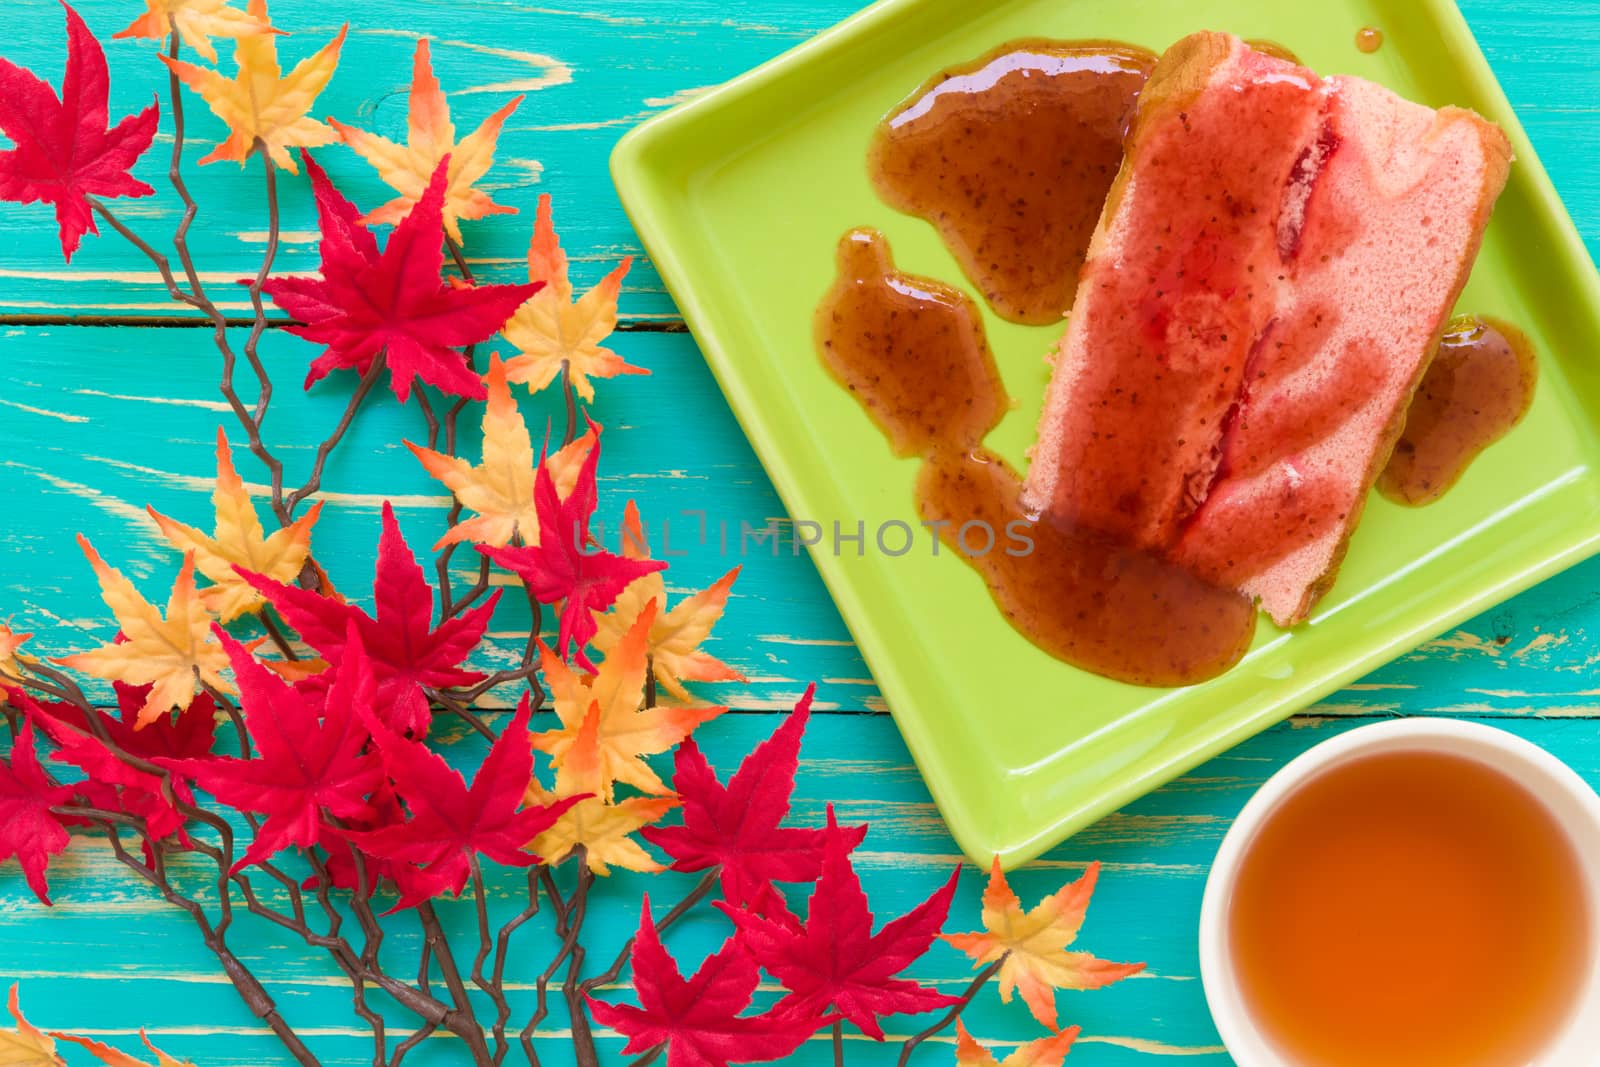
[1379,315,1538,506]
[816,229,1256,686]
[868,40,1156,326]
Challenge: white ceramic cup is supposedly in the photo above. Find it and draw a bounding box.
[1199,718,1600,1066]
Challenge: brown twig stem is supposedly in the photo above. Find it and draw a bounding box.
[895,956,1006,1066]
[521,867,578,1066]
[287,351,389,514]
[86,813,321,1067]
[581,868,720,994]
[561,363,579,446]
[418,900,492,1065]
[560,854,601,1067]
[260,609,301,661]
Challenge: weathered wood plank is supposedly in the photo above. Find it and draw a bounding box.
[5,713,1598,1065]
[0,0,1593,321]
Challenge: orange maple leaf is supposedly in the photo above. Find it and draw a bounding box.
[955,1021,1079,1067]
[500,195,645,401]
[330,39,521,241]
[533,600,724,801]
[1,984,62,1067]
[591,500,745,702]
[406,353,597,549]
[54,537,232,726]
[54,1030,196,1067]
[161,0,345,172]
[0,622,32,683]
[241,635,329,683]
[115,0,275,65]
[527,703,678,876]
[148,429,322,622]
[942,859,1145,1031]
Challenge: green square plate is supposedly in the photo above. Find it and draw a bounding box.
[611,0,1600,866]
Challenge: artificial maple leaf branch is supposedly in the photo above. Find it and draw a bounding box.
[84,810,321,1067]
[80,123,298,533]
[12,681,348,1062]
[8,659,462,1065]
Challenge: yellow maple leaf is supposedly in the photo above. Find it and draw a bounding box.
[161,0,345,173]
[1,985,64,1067]
[527,704,677,876]
[955,1021,1079,1067]
[591,500,746,702]
[54,538,232,728]
[115,0,275,65]
[0,622,32,683]
[943,860,1145,1031]
[533,600,724,801]
[148,429,322,622]
[406,353,598,549]
[329,39,521,242]
[53,1031,195,1067]
[500,195,645,402]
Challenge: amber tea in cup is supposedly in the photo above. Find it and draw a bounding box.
[1202,722,1600,1066]
[1225,747,1592,1067]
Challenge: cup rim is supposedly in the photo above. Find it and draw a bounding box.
[1198,717,1600,1067]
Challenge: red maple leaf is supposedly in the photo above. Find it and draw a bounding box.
[345,693,580,910]
[163,625,384,871]
[480,428,664,670]
[26,676,216,764]
[588,895,829,1067]
[107,679,218,761]
[719,808,961,1040]
[0,2,158,261]
[0,720,75,904]
[243,502,500,733]
[16,679,216,841]
[260,149,540,402]
[643,685,865,912]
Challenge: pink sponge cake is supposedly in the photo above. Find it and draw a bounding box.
[1023,32,1511,625]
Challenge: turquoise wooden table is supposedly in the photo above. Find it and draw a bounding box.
[1,1,1598,1063]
